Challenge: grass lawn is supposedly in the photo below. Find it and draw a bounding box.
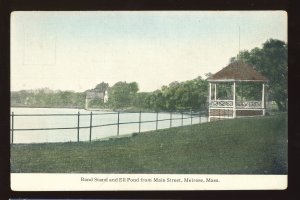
[11,113,287,174]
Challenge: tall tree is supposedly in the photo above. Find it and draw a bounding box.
[237,39,287,111]
[108,81,139,109]
[148,90,166,111]
[95,82,109,92]
[133,92,151,109]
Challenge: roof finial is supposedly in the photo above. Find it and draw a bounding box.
[238,25,240,60]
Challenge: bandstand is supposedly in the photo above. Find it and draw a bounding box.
[208,60,268,121]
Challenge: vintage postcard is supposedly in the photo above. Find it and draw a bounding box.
[10,11,287,191]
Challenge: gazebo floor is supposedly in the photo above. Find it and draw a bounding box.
[209,108,264,121]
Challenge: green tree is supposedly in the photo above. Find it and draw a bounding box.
[145,76,208,111]
[95,82,109,92]
[237,39,287,110]
[108,81,139,109]
[133,92,151,109]
[149,90,166,111]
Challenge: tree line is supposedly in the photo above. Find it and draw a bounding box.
[11,89,86,108]
[10,77,209,111]
[107,77,209,111]
[11,39,287,111]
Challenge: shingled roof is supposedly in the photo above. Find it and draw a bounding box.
[208,60,268,82]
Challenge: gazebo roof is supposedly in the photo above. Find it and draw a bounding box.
[208,60,268,82]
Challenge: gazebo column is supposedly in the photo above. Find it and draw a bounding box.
[233,82,236,118]
[262,83,265,116]
[209,83,212,104]
[208,82,212,121]
[214,84,217,100]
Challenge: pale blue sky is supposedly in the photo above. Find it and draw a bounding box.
[11,11,287,92]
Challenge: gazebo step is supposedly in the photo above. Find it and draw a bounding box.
[236,110,263,116]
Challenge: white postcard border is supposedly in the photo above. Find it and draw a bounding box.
[11,173,287,191]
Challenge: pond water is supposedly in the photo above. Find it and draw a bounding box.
[10,107,208,144]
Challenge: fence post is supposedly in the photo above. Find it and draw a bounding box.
[139,111,141,134]
[156,112,158,130]
[181,112,184,126]
[170,112,172,128]
[89,112,92,142]
[11,112,14,144]
[117,112,120,136]
[77,111,80,142]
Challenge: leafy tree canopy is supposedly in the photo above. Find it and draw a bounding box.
[108,81,139,109]
[236,39,287,110]
[95,82,109,93]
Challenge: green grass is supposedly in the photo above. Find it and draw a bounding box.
[11,113,287,174]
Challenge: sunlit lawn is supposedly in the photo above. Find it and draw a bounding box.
[11,113,287,174]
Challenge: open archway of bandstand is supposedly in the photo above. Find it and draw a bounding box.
[207,60,268,122]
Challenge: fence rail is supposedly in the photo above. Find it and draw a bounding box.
[10,110,208,144]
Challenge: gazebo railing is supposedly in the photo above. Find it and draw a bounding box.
[236,101,262,109]
[210,100,262,109]
[210,100,233,108]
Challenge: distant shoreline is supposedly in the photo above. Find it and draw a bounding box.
[11,105,84,109]
[10,105,115,112]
